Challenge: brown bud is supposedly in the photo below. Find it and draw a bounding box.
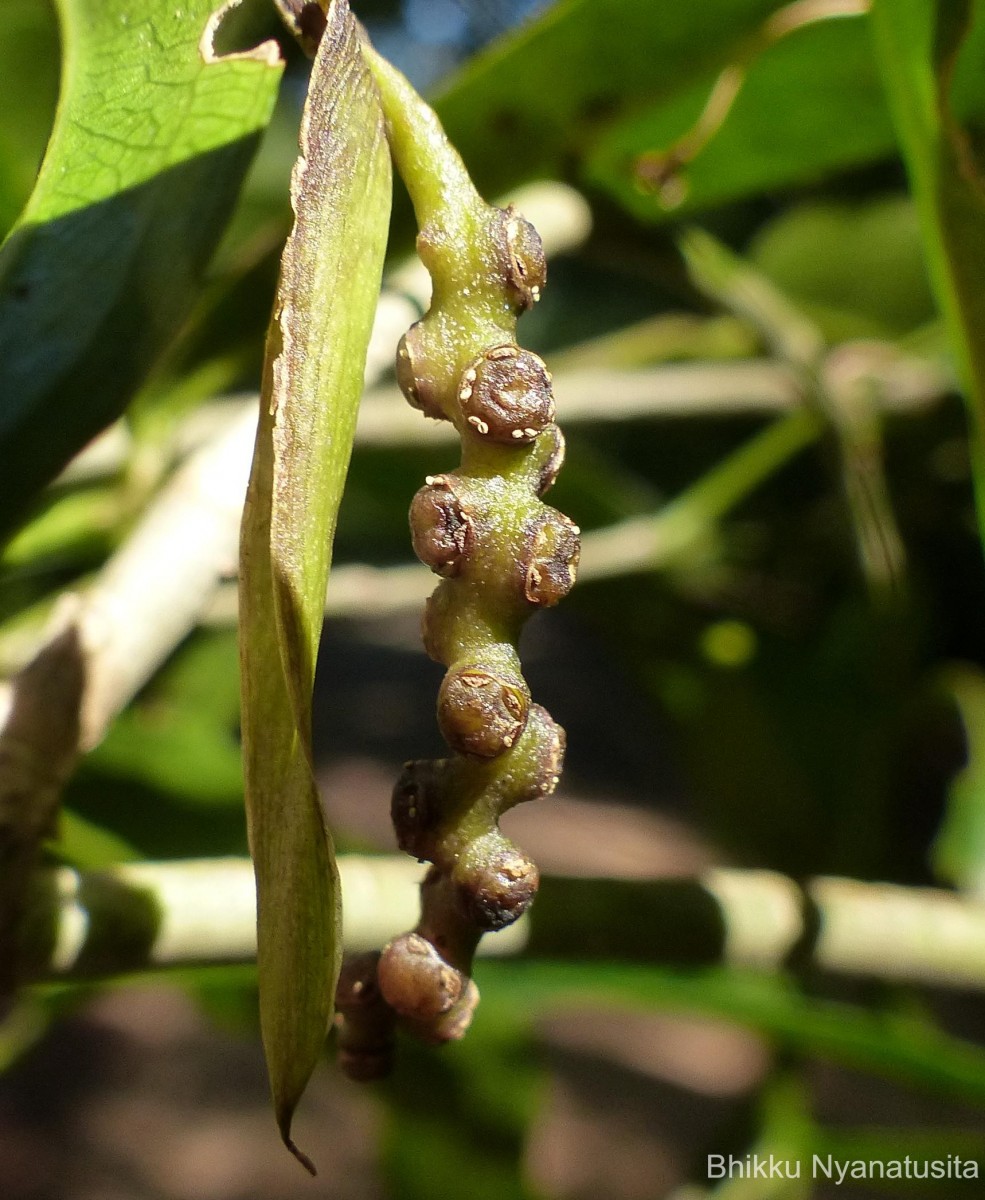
[493,205,547,310]
[409,978,480,1045]
[514,704,567,804]
[534,424,566,497]
[409,475,475,577]
[437,665,529,758]
[396,323,445,421]
[377,933,463,1021]
[452,835,540,931]
[523,510,581,606]
[458,344,555,444]
[421,583,456,665]
[390,760,444,860]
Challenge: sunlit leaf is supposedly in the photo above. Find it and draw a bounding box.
[0,0,284,543]
[238,0,391,1172]
[83,630,244,807]
[56,808,138,869]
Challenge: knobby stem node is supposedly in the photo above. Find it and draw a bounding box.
[335,42,579,1077]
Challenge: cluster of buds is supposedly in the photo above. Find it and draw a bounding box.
[337,47,579,1078]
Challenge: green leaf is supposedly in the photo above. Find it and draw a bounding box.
[89,706,244,806]
[238,0,391,1173]
[432,0,781,202]
[0,0,59,240]
[55,808,138,870]
[0,483,122,571]
[714,1075,815,1200]
[431,3,906,224]
[0,0,284,543]
[585,12,895,222]
[869,0,985,533]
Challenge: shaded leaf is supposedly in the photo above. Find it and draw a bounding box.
[0,0,284,543]
[432,0,781,202]
[238,0,391,1172]
[586,11,894,222]
[431,2,908,224]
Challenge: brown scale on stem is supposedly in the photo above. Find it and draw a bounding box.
[437,664,529,759]
[335,40,579,1076]
[457,344,555,443]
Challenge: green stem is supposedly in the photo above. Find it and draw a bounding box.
[361,42,480,245]
[340,37,573,1069]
